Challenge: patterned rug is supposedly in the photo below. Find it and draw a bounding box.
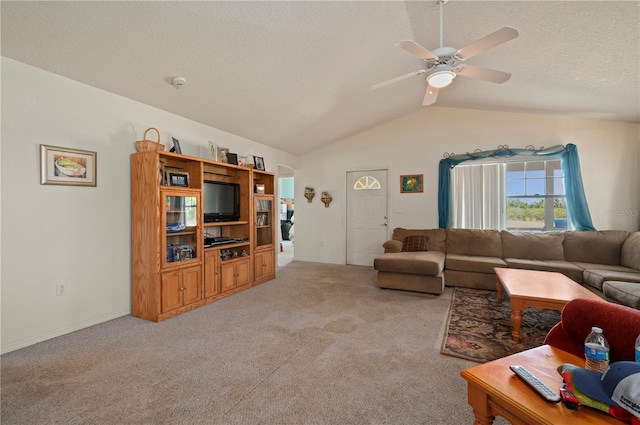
[440,288,561,363]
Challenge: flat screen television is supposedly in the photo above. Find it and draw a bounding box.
[203,180,240,222]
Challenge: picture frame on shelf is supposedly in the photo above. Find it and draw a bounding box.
[254,156,265,171]
[227,152,238,165]
[167,170,190,187]
[400,174,423,193]
[40,144,97,187]
[218,147,229,163]
[171,137,182,154]
[208,141,218,161]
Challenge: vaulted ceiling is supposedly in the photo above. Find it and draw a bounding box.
[2,1,638,156]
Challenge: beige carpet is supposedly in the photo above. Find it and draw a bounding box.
[1,261,509,425]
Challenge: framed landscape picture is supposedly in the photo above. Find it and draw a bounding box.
[400,174,423,193]
[40,144,97,187]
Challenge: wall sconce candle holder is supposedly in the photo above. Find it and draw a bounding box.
[321,191,332,208]
[304,186,315,203]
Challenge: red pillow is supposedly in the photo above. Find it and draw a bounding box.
[402,235,429,252]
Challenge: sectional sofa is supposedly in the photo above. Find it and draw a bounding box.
[373,228,640,309]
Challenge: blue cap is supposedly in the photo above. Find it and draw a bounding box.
[572,361,640,418]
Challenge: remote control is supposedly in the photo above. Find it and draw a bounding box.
[510,365,561,402]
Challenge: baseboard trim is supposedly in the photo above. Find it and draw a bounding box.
[1,308,130,354]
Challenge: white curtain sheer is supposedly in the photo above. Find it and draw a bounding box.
[450,163,504,229]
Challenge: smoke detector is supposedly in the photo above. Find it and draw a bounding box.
[172,77,186,88]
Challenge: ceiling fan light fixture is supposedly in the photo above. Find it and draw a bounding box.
[427,70,456,88]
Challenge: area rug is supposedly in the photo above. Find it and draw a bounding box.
[440,288,561,363]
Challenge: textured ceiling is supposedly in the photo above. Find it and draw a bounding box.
[2,1,639,156]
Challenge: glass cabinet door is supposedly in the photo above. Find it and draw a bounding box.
[255,197,273,248]
[162,192,200,267]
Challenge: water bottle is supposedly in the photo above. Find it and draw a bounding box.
[584,327,610,373]
[635,334,640,362]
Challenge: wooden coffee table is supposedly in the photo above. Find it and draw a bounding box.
[494,268,603,342]
[460,344,620,425]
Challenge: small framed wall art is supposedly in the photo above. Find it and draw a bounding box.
[400,174,423,193]
[40,144,97,187]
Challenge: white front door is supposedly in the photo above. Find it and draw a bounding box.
[346,170,388,266]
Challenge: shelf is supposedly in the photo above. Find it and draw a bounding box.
[166,230,197,236]
[162,257,200,269]
[204,221,249,227]
[204,241,249,250]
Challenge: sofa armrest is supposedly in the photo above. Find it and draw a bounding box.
[544,323,584,360]
[543,298,640,362]
[383,240,403,253]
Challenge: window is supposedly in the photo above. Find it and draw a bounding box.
[505,160,566,231]
[451,159,567,231]
[354,176,381,190]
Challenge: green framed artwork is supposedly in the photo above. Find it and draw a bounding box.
[400,174,423,193]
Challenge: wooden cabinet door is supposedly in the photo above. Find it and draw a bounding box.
[161,270,183,313]
[182,265,202,305]
[204,250,220,298]
[262,249,275,278]
[235,258,251,287]
[220,261,236,292]
[255,249,275,282]
[254,251,266,282]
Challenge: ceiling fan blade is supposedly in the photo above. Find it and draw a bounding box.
[371,70,426,90]
[457,65,512,84]
[396,40,438,60]
[455,27,519,61]
[423,85,439,106]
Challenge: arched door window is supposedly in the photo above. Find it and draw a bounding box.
[354,176,381,190]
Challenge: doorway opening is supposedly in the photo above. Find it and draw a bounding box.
[278,166,294,267]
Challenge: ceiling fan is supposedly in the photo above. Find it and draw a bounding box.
[372,0,519,106]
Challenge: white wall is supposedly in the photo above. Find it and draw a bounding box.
[2,56,638,352]
[294,107,640,264]
[0,57,299,353]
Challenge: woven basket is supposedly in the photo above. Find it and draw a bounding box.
[135,127,164,152]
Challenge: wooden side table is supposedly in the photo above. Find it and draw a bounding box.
[460,345,621,425]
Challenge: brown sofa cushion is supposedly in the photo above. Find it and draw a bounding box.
[402,235,429,252]
[374,251,445,276]
[446,228,502,257]
[503,258,584,282]
[621,231,640,270]
[445,254,507,274]
[582,268,640,290]
[501,231,565,260]
[563,230,628,265]
[603,281,640,309]
[392,228,446,252]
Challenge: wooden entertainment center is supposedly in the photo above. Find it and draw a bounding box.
[131,150,276,322]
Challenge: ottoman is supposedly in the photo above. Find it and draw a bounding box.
[373,251,445,295]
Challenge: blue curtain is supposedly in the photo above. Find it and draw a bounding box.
[437,144,594,230]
